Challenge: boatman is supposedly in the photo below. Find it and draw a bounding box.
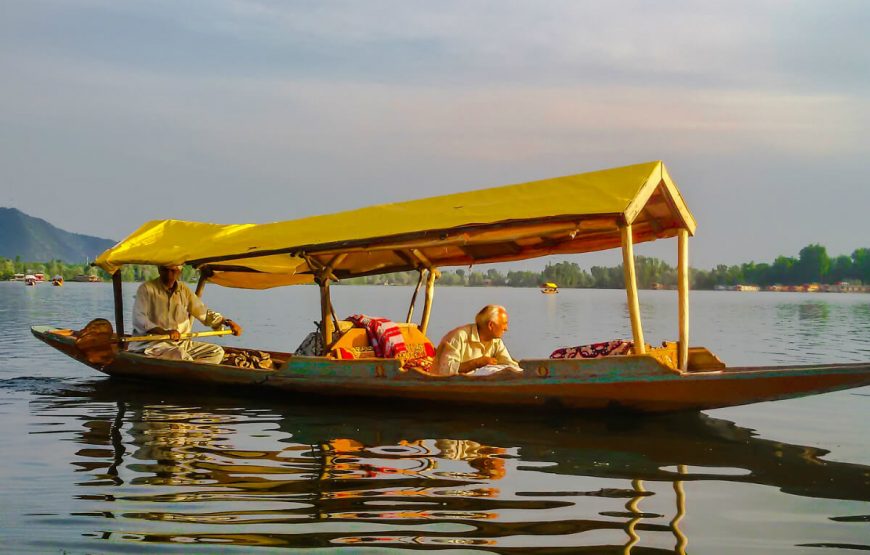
[432,304,517,375]
[131,264,243,363]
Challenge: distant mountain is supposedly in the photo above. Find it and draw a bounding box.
[0,207,116,263]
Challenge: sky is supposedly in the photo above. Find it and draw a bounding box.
[1,0,868,270]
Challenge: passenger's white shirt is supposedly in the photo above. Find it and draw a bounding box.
[432,323,516,376]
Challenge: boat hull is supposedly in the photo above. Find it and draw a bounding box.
[32,326,870,413]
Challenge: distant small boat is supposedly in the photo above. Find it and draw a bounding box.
[540,282,559,294]
[51,275,64,286]
[24,274,37,286]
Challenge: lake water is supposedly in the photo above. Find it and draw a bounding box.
[1,281,868,554]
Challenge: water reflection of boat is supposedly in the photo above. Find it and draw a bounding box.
[32,161,870,411]
[61,379,870,502]
[46,380,869,552]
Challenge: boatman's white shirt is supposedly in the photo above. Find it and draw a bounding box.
[432,323,516,376]
[132,278,224,346]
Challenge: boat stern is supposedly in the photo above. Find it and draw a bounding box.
[30,325,108,373]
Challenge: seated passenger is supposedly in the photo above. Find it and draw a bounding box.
[432,304,517,375]
[131,264,242,363]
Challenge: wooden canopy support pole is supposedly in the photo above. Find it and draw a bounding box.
[325,254,346,333]
[112,271,125,341]
[406,270,425,323]
[304,253,345,349]
[315,253,347,349]
[410,248,431,266]
[677,228,690,371]
[305,253,345,282]
[194,269,210,298]
[326,253,347,275]
[621,224,646,354]
[419,268,440,335]
[318,278,333,348]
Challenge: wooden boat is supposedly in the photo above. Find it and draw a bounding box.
[540,282,559,294]
[32,161,870,412]
[51,275,64,286]
[24,274,37,286]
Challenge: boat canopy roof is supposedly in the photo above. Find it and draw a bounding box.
[95,161,695,289]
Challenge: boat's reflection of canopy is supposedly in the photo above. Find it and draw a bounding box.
[94,161,696,367]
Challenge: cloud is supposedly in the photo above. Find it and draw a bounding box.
[1,0,868,267]
[4,0,868,91]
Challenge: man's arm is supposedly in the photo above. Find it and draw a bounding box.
[184,286,215,325]
[434,332,495,375]
[492,339,518,367]
[458,355,497,374]
[184,286,242,336]
[132,284,159,334]
[433,338,462,375]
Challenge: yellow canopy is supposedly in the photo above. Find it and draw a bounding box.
[542,282,559,289]
[95,161,695,289]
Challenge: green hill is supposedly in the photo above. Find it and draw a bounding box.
[0,207,116,263]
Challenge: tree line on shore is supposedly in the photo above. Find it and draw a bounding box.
[0,257,191,283]
[343,244,870,289]
[3,244,868,290]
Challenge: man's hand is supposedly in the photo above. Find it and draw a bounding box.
[458,356,497,374]
[148,327,180,341]
[224,319,243,336]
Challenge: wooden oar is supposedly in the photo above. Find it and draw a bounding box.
[121,329,232,343]
[74,318,233,366]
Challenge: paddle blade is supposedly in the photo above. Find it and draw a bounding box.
[74,318,119,366]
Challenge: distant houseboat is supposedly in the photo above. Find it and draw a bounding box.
[823,282,861,293]
[10,273,25,282]
[72,274,102,283]
[730,284,760,292]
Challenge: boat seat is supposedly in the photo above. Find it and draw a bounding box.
[329,322,435,362]
[686,346,726,371]
[647,342,726,371]
[551,340,681,371]
[550,340,634,359]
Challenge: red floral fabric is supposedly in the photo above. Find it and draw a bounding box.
[550,340,633,359]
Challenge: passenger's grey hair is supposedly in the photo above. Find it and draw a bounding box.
[475,305,506,328]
